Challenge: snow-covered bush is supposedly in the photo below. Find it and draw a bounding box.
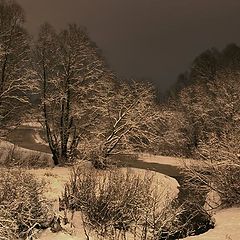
[0,169,53,239]
[0,207,18,240]
[197,129,240,207]
[1,144,52,168]
[60,166,183,239]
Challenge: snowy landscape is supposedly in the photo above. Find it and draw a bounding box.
[1,128,240,239]
[0,0,240,239]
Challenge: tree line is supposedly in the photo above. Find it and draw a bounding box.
[1,1,239,238]
[0,1,240,205]
[0,0,160,167]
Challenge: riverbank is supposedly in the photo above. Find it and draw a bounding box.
[1,123,240,239]
[29,165,179,240]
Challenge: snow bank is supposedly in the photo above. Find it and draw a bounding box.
[0,140,53,166]
[138,153,189,167]
[184,208,240,240]
[32,165,179,240]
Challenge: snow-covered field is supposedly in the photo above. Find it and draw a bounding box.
[139,153,184,166]
[29,165,179,240]
[185,208,240,240]
[30,165,240,240]
[0,124,239,239]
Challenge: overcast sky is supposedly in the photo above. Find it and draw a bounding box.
[17,0,240,91]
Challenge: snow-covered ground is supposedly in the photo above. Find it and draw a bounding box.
[184,208,240,240]
[1,124,240,239]
[31,165,240,240]
[139,153,184,166]
[31,154,240,240]
[30,165,179,240]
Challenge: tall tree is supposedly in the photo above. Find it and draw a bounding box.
[33,23,108,165]
[0,0,35,134]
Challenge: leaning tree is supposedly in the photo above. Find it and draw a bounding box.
[79,80,161,168]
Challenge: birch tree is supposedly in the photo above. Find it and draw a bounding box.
[0,0,35,134]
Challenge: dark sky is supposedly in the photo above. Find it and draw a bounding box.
[17,0,240,91]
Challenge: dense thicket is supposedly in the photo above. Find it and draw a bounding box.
[163,44,240,207]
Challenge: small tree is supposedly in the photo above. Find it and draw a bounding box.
[153,107,192,157]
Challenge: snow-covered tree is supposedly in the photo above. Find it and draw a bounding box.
[33,23,110,165]
[177,68,240,154]
[0,0,36,134]
[79,80,160,168]
[180,69,240,206]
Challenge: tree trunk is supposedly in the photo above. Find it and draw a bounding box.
[52,151,59,165]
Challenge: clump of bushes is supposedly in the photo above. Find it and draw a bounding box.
[1,144,52,168]
[60,166,185,239]
[0,207,18,240]
[0,169,53,239]
[197,131,240,207]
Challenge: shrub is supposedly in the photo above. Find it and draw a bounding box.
[0,207,18,240]
[2,144,52,168]
[0,169,53,239]
[197,131,240,207]
[60,166,184,239]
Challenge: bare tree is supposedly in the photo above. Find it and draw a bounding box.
[180,69,240,206]
[0,0,36,135]
[153,106,191,157]
[79,80,160,168]
[33,23,108,165]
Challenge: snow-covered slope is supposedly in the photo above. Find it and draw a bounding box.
[32,165,179,240]
[184,208,240,240]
